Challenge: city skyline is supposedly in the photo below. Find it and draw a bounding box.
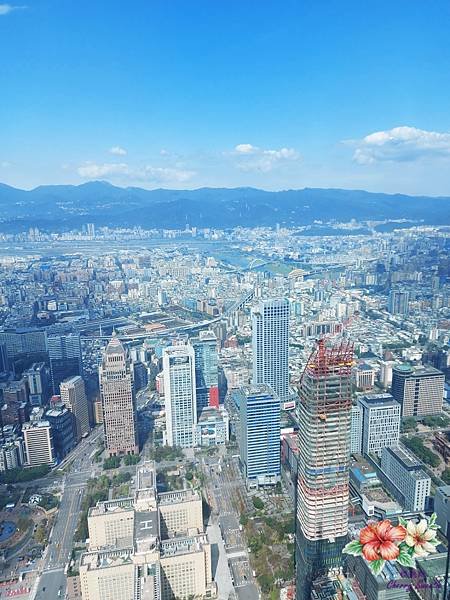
[1,1,450,194]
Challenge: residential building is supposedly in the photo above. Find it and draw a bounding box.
[60,375,90,442]
[237,384,281,487]
[23,420,55,466]
[0,327,47,360]
[391,364,445,417]
[252,298,289,404]
[99,334,138,457]
[191,330,219,412]
[359,393,401,457]
[388,289,410,316]
[296,340,353,600]
[381,444,431,512]
[163,345,197,448]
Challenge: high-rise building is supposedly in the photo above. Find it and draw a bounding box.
[350,404,363,454]
[191,330,219,413]
[388,289,410,316]
[237,384,281,487]
[435,485,450,535]
[24,362,49,407]
[252,298,289,404]
[48,333,83,395]
[45,404,76,460]
[359,393,401,457]
[23,420,55,467]
[60,376,90,442]
[99,335,138,457]
[163,345,197,448]
[391,364,444,417]
[296,340,353,599]
[381,444,431,512]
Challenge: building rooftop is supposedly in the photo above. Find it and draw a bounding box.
[80,547,134,570]
[158,489,200,506]
[160,534,207,558]
[88,497,134,518]
[359,393,399,408]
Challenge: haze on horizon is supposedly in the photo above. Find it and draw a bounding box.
[1,0,450,196]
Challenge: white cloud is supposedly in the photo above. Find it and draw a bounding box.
[0,4,25,15]
[109,146,127,156]
[352,126,450,165]
[77,163,129,178]
[77,162,195,184]
[160,149,170,156]
[235,143,258,154]
[0,161,11,168]
[233,143,300,172]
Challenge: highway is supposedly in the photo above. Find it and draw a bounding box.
[32,431,102,600]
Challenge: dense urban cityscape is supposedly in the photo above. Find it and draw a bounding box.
[3,1,450,598]
[0,221,447,600]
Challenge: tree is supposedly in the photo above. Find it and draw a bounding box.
[185,472,193,481]
[34,524,47,544]
[253,497,264,510]
[401,417,417,433]
[123,454,140,466]
[103,456,121,470]
[239,514,249,527]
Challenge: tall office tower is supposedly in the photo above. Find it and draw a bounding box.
[48,333,83,395]
[350,404,363,454]
[99,335,138,457]
[60,375,90,441]
[296,339,353,599]
[22,420,55,467]
[191,330,219,413]
[391,364,445,417]
[24,362,49,406]
[252,298,289,404]
[388,289,410,316]
[45,404,76,460]
[359,393,401,456]
[163,345,197,448]
[237,384,281,487]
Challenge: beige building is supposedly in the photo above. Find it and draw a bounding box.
[160,534,212,600]
[22,420,55,467]
[93,400,103,425]
[88,498,135,550]
[99,334,138,457]
[80,462,214,600]
[158,490,203,538]
[60,375,90,441]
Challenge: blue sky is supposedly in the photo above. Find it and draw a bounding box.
[1,0,450,194]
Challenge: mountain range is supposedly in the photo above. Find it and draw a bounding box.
[0,181,449,232]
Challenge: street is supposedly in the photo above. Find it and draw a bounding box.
[32,430,102,600]
[201,452,259,600]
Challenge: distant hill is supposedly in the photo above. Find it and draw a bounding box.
[0,181,449,231]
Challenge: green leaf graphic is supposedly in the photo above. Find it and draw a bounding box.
[370,559,386,575]
[343,540,363,556]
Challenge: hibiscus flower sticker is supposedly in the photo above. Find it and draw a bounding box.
[343,514,440,575]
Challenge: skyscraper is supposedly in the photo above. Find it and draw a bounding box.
[296,339,353,599]
[60,375,90,441]
[99,335,138,457]
[388,289,410,316]
[163,345,197,448]
[252,298,289,404]
[237,384,281,487]
[391,364,445,417]
[359,393,401,456]
[47,333,83,395]
[191,330,219,413]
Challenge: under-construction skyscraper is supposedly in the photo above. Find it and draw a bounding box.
[295,339,353,599]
